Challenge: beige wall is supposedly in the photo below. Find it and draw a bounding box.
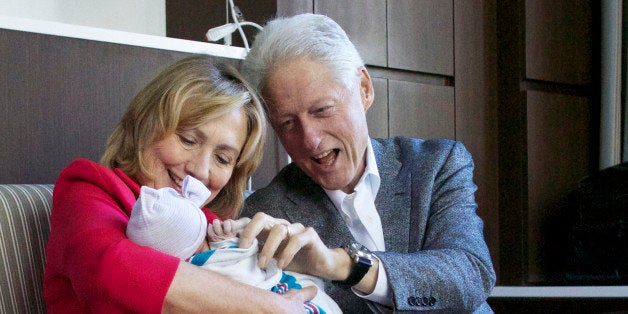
[0,0,165,36]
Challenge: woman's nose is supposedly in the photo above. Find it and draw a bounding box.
[185,154,211,184]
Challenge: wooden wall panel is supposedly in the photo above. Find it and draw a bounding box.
[0,29,240,184]
[388,0,453,75]
[525,0,592,85]
[252,127,290,189]
[276,0,312,16]
[315,0,387,67]
[453,0,499,278]
[525,90,592,283]
[388,80,454,139]
[166,0,275,48]
[166,0,224,42]
[366,77,389,139]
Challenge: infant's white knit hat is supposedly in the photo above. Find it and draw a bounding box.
[127,176,211,260]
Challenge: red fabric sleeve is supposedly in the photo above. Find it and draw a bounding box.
[202,208,221,223]
[44,159,180,313]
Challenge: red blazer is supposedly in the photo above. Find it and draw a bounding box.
[44,158,218,313]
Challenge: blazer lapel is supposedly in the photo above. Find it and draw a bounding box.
[372,139,411,253]
[278,139,412,253]
[283,170,354,249]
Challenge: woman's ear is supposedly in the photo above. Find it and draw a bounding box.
[359,67,374,112]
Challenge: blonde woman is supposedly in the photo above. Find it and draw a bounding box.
[44,55,315,313]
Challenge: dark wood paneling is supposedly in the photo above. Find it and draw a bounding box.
[497,0,528,285]
[388,80,454,139]
[495,0,598,285]
[453,0,499,279]
[0,29,239,184]
[166,0,224,42]
[388,0,453,75]
[252,126,289,190]
[366,77,389,139]
[315,0,387,67]
[276,0,312,16]
[526,91,592,284]
[525,0,593,85]
[166,0,275,47]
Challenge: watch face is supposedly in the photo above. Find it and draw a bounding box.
[348,242,361,251]
[348,242,372,259]
[348,242,364,251]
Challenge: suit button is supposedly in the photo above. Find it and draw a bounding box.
[421,297,430,306]
[407,296,418,306]
[428,296,436,306]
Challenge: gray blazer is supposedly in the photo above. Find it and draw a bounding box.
[243,137,496,313]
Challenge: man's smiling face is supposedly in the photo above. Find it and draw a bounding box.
[264,57,374,193]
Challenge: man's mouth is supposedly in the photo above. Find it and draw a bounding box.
[312,149,339,165]
[168,170,183,188]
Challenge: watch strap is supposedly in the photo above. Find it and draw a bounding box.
[332,246,373,287]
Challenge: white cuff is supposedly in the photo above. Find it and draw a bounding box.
[351,254,392,307]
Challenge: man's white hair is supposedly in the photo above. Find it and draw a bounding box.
[242,13,365,96]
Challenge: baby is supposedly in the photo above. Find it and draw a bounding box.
[126,176,341,314]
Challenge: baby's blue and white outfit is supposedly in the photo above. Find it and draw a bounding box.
[128,175,341,314]
[191,238,342,314]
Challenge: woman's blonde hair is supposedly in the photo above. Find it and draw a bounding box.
[101,55,266,219]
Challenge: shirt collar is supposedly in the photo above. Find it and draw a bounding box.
[324,139,380,201]
[363,139,381,194]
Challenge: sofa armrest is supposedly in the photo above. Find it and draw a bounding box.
[0,184,53,314]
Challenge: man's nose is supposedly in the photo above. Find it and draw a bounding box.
[300,119,322,151]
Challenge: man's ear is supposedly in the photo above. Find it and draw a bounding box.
[358,66,374,112]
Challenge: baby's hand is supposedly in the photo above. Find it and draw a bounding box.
[207,217,251,242]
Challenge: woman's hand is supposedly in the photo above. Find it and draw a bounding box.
[238,212,349,281]
[275,286,318,313]
[164,261,318,313]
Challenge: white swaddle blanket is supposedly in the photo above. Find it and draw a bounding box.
[190,238,342,314]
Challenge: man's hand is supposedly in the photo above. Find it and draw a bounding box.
[238,212,350,281]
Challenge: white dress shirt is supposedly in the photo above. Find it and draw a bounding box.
[324,141,393,308]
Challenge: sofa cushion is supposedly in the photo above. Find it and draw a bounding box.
[0,184,53,314]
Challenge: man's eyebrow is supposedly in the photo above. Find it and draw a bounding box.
[268,112,292,123]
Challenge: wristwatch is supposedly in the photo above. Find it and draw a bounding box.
[333,242,373,287]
